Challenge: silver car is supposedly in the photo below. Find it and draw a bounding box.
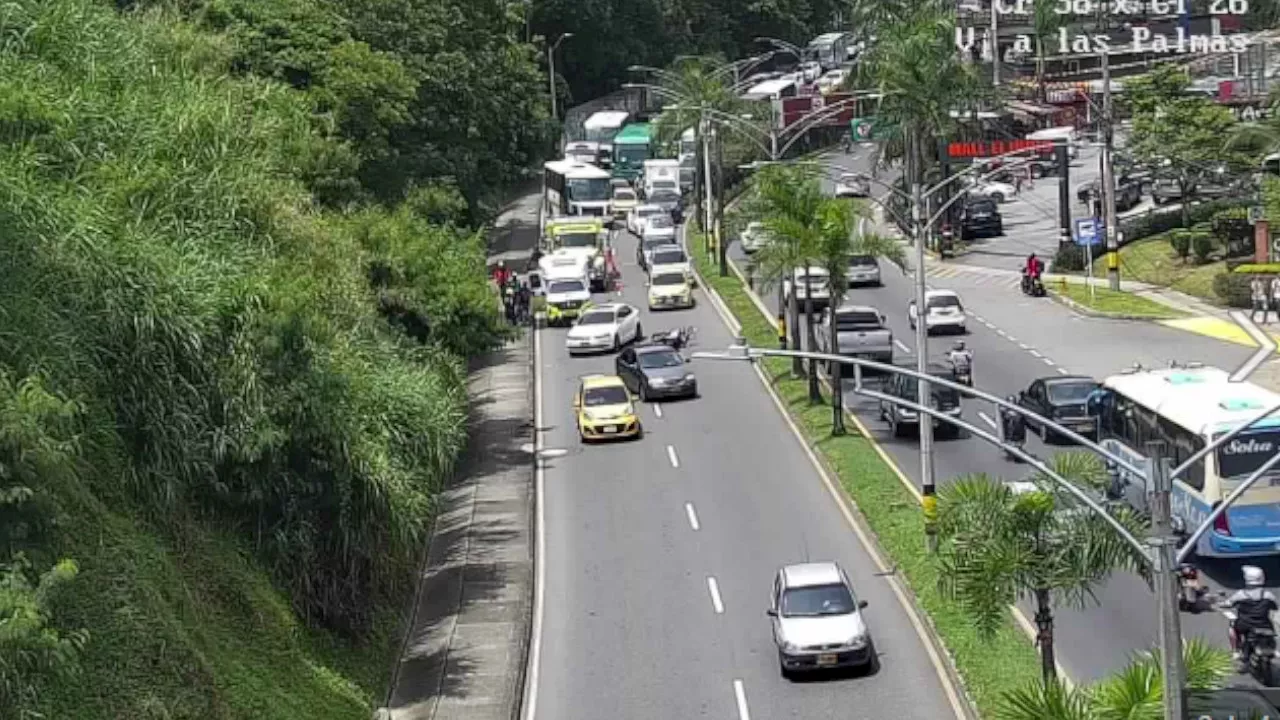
[767,561,876,678]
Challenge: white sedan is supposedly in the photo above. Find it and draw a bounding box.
[969,180,1017,203]
[641,213,677,244]
[628,204,666,236]
[908,289,967,335]
[835,173,870,198]
[566,302,643,354]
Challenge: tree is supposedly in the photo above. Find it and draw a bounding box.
[994,639,1231,720]
[1126,66,1245,227]
[935,453,1151,686]
[1031,0,1062,102]
[812,199,907,434]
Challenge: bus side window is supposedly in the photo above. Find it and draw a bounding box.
[1159,416,1206,492]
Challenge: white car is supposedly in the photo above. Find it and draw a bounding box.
[798,61,823,83]
[640,213,677,244]
[566,302,643,354]
[783,266,831,310]
[768,561,875,678]
[647,245,692,279]
[835,173,870,198]
[908,289,967,335]
[740,221,772,254]
[969,179,1017,203]
[628,204,666,235]
[816,69,848,94]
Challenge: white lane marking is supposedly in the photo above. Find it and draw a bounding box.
[733,680,751,720]
[1029,349,1043,358]
[1043,357,1055,366]
[1058,367,1070,375]
[1018,342,1031,350]
[524,324,546,720]
[983,321,995,328]
[894,339,912,354]
[996,329,1008,338]
[667,444,680,468]
[654,403,663,418]
[973,315,985,322]
[978,411,997,429]
[1006,335,1018,343]
[685,502,700,531]
[707,577,725,614]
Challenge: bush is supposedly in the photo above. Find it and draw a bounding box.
[1191,231,1215,262]
[1168,230,1192,260]
[1119,198,1247,245]
[1051,242,1103,272]
[1213,271,1254,307]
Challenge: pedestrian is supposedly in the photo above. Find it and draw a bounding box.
[1252,274,1270,324]
[1271,274,1280,324]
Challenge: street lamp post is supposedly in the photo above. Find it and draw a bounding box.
[548,33,573,125]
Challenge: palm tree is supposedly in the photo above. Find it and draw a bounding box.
[1031,0,1062,103]
[995,639,1231,720]
[935,453,1151,686]
[812,199,908,434]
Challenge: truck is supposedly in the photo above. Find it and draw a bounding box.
[542,217,610,291]
[641,159,681,199]
[611,123,652,182]
[814,304,894,374]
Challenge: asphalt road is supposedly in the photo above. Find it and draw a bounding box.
[726,149,1265,681]
[531,214,963,719]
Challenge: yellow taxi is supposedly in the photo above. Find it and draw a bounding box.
[574,375,642,442]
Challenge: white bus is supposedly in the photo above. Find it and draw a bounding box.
[583,110,630,163]
[679,128,698,158]
[543,160,612,221]
[1097,365,1280,557]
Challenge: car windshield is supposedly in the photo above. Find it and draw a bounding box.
[639,207,661,217]
[651,192,679,204]
[652,272,685,286]
[796,270,828,283]
[648,215,674,229]
[639,350,683,369]
[653,249,686,265]
[848,255,876,268]
[584,386,629,406]
[840,174,859,183]
[548,280,585,294]
[968,200,997,213]
[613,189,636,201]
[781,583,856,617]
[1047,380,1097,403]
[835,310,879,329]
[566,178,610,202]
[927,295,962,310]
[558,232,598,248]
[653,180,677,190]
[577,311,616,326]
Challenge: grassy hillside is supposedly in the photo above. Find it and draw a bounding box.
[0,1,510,717]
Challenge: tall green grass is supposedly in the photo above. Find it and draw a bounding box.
[0,0,506,716]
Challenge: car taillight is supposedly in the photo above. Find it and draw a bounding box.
[1214,510,1232,536]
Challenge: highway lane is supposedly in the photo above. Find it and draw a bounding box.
[533,219,962,719]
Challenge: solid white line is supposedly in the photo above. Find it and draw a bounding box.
[983,321,995,328]
[1029,349,1043,358]
[996,329,1008,338]
[1006,335,1018,343]
[667,445,680,468]
[733,680,750,720]
[894,339,912,354]
[654,403,663,418]
[978,411,997,429]
[707,577,725,614]
[1058,367,1071,375]
[523,325,546,720]
[973,315,985,323]
[1043,357,1055,366]
[685,502,700,531]
[1019,342,1031,350]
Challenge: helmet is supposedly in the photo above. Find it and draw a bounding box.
[1244,565,1266,587]
[953,341,966,352]
[497,259,506,268]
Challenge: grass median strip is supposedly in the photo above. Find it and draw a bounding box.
[1051,282,1187,319]
[692,245,1040,718]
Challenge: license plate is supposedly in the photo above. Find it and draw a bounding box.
[816,653,839,666]
[601,426,618,434]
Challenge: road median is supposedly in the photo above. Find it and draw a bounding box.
[688,234,1042,719]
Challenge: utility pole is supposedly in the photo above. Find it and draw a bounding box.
[703,117,714,245]
[1101,50,1121,290]
[913,180,937,552]
[1146,442,1185,720]
[716,130,727,277]
[990,0,1000,86]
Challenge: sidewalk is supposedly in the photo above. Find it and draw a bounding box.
[381,331,534,720]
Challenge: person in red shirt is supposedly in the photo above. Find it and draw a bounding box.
[1025,253,1043,279]
[492,259,512,287]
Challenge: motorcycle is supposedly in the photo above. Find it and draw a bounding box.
[1020,271,1045,297]
[651,326,695,351]
[949,356,973,387]
[1223,607,1280,685]
[1177,564,1209,613]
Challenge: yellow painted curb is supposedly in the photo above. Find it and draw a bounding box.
[1159,316,1280,348]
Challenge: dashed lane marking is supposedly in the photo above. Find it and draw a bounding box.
[685,503,700,531]
[667,445,680,468]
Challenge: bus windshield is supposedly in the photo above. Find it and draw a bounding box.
[557,232,598,249]
[567,178,609,202]
[616,146,650,164]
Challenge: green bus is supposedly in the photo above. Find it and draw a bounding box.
[611,123,651,181]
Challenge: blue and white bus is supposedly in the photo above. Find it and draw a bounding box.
[1099,365,1280,557]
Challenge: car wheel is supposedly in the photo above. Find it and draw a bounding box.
[991,192,1004,203]
[638,383,648,402]
[864,642,881,675]
[612,333,620,352]
[635,322,643,342]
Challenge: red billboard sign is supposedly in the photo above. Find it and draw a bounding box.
[778,93,861,130]
[946,139,1054,159]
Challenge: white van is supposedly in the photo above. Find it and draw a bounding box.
[542,256,593,326]
[1026,126,1078,159]
[642,159,681,199]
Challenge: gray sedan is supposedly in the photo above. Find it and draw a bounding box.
[614,344,698,401]
[767,561,876,678]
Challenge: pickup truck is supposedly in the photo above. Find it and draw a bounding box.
[814,304,894,375]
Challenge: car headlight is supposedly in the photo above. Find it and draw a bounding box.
[683,373,696,382]
[846,634,868,649]
[781,640,800,653]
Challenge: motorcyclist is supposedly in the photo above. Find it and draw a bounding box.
[1024,253,1043,280]
[492,259,512,287]
[947,341,973,382]
[1223,565,1279,665]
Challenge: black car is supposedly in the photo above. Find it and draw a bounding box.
[615,344,698,401]
[959,198,1002,240]
[1076,177,1143,211]
[648,189,685,224]
[878,362,962,439]
[1017,375,1100,442]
